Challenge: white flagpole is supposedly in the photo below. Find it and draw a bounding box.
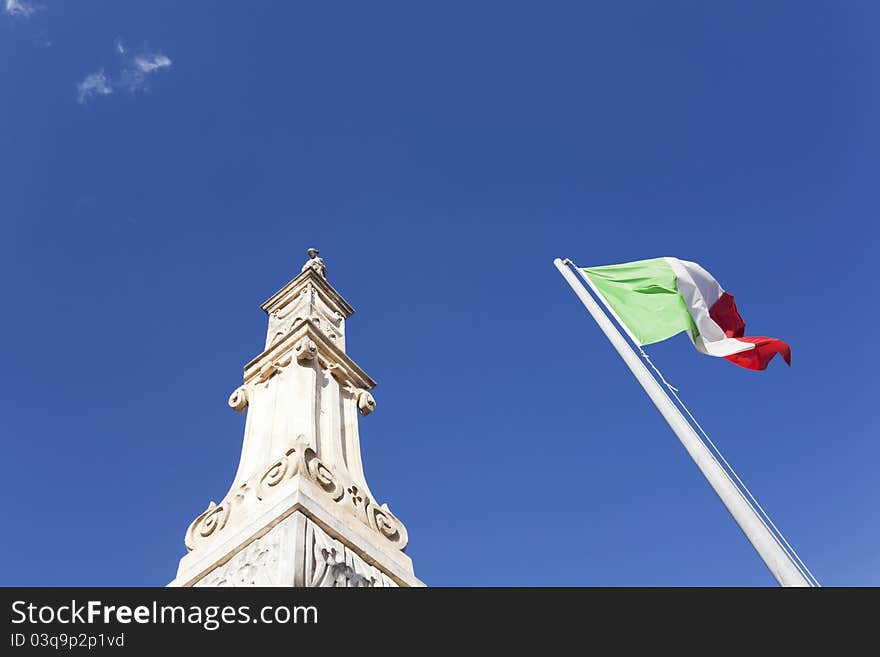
[554,258,810,587]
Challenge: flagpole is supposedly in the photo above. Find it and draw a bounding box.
[554,258,810,587]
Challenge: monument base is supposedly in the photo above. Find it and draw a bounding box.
[169,479,423,588]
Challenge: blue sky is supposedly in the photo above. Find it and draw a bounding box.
[1,2,877,586]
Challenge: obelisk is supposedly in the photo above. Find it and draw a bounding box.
[169,249,422,587]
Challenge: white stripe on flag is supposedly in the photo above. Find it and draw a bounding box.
[665,257,754,358]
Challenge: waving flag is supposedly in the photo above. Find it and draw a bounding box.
[555,257,813,586]
[579,258,790,370]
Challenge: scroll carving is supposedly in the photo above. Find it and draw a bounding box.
[355,389,376,416]
[184,434,408,554]
[185,501,230,551]
[342,384,376,416]
[228,386,248,412]
[304,445,345,500]
[256,446,299,500]
[368,502,408,548]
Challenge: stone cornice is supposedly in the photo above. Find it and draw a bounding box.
[260,268,355,319]
[243,317,376,390]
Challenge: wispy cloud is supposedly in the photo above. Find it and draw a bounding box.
[121,51,172,93]
[134,53,172,73]
[77,70,113,104]
[4,0,39,17]
[77,43,172,104]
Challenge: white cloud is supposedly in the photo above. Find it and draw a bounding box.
[77,71,113,104]
[122,52,172,93]
[77,45,172,104]
[134,53,172,73]
[4,0,38,17]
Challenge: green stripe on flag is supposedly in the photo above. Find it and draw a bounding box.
[581,258,698,346]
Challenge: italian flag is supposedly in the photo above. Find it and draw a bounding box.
[580,258,791,371]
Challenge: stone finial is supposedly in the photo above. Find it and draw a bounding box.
[301,247,326,278]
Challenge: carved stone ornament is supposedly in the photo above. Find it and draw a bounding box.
[257,354,292,385]
[194,525,282,587]
[307,520,397,588]
[184,501,230,551]
[355,389,376,416]
[341,384,376,416]
[184,434,408,554]
[227,386,248,412]
[294,337,318,362]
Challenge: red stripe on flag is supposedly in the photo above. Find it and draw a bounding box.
[708,292,746,338]
[709,292,791,371]
[723,336,792,370]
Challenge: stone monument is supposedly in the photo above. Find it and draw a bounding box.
[169,249,422,587]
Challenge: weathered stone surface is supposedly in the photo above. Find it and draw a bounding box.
[191,513,399,588]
